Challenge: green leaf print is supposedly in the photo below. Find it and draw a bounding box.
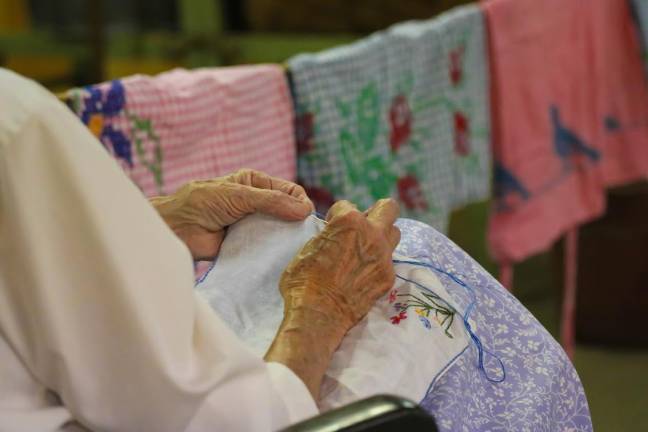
[336,99,352,118]
[340,129,362,185]
[356,82,380,152]
[363,155,397,199]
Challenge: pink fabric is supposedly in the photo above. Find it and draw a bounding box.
[560,228,579,360]
[484,0,648,263]
[498,263,513,292]
[593,2,648,186]
[68,66,296,197]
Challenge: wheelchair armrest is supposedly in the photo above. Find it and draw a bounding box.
[280,395,439,432]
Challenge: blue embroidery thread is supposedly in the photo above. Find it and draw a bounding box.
[393,258,506,386]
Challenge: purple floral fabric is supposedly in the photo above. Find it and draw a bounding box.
[395,218,592,431]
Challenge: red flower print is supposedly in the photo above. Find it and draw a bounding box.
[397,175,428,211]
[388,290,397,303]
[389,95,412,152]
[449,46,465,86]
[300,181,336,214]
[296,112,315,154]
[390,311,408,325]
[453,112,470,156]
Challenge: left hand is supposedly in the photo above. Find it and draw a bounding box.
[150,169,314,260]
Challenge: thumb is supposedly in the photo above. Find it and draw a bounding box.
[241,185,313,221]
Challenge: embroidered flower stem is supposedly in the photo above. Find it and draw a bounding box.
[126,111,164,194]
[395,291,456,338]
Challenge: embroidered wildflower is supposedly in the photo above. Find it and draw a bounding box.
[390,311,407,324]
[388,290,397,303]
[418,315,432,329]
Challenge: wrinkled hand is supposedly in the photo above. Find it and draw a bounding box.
[265,199,400,398]
[281,199,401,336]
[150,169,313,260]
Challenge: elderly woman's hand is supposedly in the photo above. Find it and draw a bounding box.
[150,169,313,260]
[265,199,400,398]
[281,199,400,331]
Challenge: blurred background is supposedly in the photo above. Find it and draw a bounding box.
[1,0,647,430]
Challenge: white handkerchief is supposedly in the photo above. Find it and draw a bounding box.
[195,214,469,409]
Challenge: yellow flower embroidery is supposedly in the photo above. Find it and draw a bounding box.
[415,307,427,317]
[88,114,104,137]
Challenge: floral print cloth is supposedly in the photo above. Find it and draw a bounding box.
[396,218,592,431]
[65,66,297,197]
[289,4,491,233]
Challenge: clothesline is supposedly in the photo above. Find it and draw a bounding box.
[58,0,648,359]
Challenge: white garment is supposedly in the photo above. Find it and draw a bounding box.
[196,214,470,411]
[0,68,317,432]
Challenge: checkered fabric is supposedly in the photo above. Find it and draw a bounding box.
[65,66,296,197]
[289,5,491,233]
[436,8,491,208]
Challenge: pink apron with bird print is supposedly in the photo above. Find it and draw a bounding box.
[484,0,648,263]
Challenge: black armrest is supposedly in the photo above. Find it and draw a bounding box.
[280,395,439,432]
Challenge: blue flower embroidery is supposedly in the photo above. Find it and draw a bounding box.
[103,80,126,116]
[80,86,103,125]
[78,80,133,167]
[102,125,133,168]
[419,315,432,329]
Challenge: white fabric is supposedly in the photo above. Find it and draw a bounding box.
[0,68,317,432]
[196,214,470,411]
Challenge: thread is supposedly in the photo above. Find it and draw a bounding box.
[393,258,506,384]
[198,212,506,385]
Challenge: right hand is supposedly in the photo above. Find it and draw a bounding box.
[265,199,400,398]
[279,199,401,336]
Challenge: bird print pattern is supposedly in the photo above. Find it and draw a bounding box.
[550,105,600,172]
